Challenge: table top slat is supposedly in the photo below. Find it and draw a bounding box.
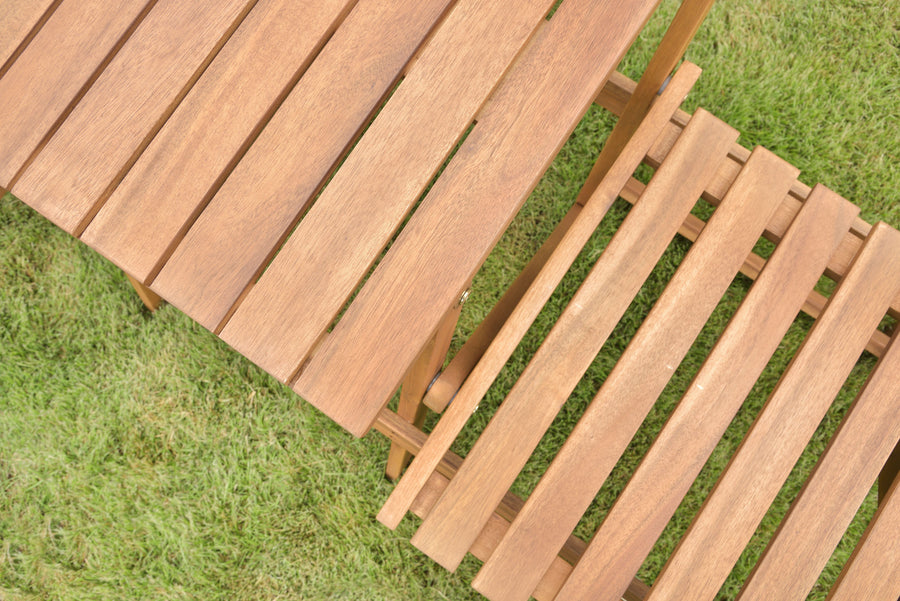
[151,0,456,331]
[473,148,805,601]
[216,0,559,381]
[10,0,257,235]
[294,0,662,439]
[409,111,738,572]
[0,0,150,189]
[0,0,56,76]
[637,222,900,601]
[80,0,357,283]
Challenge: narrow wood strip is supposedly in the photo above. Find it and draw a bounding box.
[81,0,357,283]
[200,0,556,349]
[736,332,900,600]
[0,0,151,188]
[295,0,663,438]
[0,0,58,79]
[642,222,900,601]
[376,65,702,530]
[474,148,803,601]
[410,111,737,571]
[552,185,859,601]
[826,476,900,601]
[11,0,257,234]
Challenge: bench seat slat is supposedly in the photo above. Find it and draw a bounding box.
[409,110,738,572]
[0,0,57,76]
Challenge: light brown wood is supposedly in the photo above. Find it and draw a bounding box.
[153,0,457,330]
[642,222,900,601]
[473,148,806,601]
[295,0,664,439]
[410,110,737,571]
[11,0,257,235]
[574,0,716,207]
[376,64,701,531]
[125,273,162,312]
[385,304,461,480]
[547,185,858,601]
[215,0,560,386]
[81,0,357,283]
[826,476,900,601]
[0,0,150,188]
[0,0,58,78]
[736,329,900,599]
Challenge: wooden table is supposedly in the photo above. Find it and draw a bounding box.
[0,0,697,440]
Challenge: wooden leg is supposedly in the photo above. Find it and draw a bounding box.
[879,441,900,505]
[576,0,716,206]
[126,272,163,312]
[385,302,462,480]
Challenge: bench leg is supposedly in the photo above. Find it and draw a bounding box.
[385,302,462,480]
[126,272,163,312]
[577,0,716,206]
[879,441,900,504]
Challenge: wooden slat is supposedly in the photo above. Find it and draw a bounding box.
[215,0,559,377]
[0,0,57,77]
[736,332,900,600]
[547,185,858,601]
[473,149,807,601]
[0,0,151,188]
[80,0,357,283]
[826,475,900,601]
[409,110,738,571]
[294,0,663,438]
[11,0,257,235]
[152,0,458,330]
[377,64,702,530]
[641,222,900,601]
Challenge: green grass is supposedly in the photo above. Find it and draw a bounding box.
[2,1,898,600]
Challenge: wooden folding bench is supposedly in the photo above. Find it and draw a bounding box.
[2,0,898,600]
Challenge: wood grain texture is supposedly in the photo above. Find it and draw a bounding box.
[215,0,558,381]
[11,0,257,234]
[0,0,150,188]
[295,0,662,438]
[376,64,702,530]
[736,330,900,600]
[409,110,738,571]
[551,185,859,601]
[643,222,900,601]
[81,0,356,283]
[0,0,57,77]
[826,475,900,601]
[473,148,803,601]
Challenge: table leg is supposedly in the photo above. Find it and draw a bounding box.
[385,302,462,480]
[126,272,163,312]
[576,0,716,206]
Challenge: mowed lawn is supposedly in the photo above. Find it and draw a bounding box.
[2,1,898,600]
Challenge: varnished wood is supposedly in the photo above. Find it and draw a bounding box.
[881,442,900,504]
[0,0,151,188]
[377,64,701,531]
[736,327,900,600]
[641,223,900,601]
[473,148,806,601]
[385,304,461,480]
[0,0,58,79]
[410,110,737,571]
[12,0,257,235]
[217,0,562,397]
[81,0,357,283]
[294,0,663,438]
[826,476,900,601]
[574,0,716,206]
[125,273,162,312]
